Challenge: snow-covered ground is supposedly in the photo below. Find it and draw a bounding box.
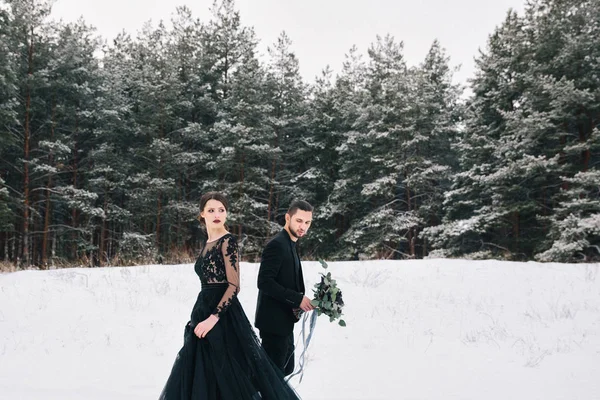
[1,259,599,400]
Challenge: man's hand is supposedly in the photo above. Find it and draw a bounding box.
[194,314,219,338]
[299,295,315,312]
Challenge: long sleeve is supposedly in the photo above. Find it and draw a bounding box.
[212,235,240,317]
[257,241,303,308]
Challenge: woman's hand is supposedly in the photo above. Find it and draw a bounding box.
[194,314,219,338]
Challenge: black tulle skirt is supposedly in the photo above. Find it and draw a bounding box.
[159,283,301,400]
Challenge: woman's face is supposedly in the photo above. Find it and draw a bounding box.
[201,199,227,228]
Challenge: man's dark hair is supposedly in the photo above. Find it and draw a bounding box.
[287,200,313,216]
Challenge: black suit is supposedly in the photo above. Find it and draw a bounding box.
[255,229,305,375]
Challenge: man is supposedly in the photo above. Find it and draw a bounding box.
[255,200,315,376]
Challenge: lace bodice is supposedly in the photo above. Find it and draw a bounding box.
[194,233,240,318]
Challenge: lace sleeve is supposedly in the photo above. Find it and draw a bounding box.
[213,235,241,317]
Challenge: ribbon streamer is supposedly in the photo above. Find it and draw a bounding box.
[285,310,318,384]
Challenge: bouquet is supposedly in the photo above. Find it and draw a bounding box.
[310,259,346,326]
[292,259,346,327]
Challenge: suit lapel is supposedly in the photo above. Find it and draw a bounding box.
[282,229,302,291]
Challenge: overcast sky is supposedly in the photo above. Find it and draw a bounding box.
[50,0,527,85]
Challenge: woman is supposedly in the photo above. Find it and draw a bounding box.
[159,192,301,400]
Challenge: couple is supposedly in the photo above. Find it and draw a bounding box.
[159,192,315,400]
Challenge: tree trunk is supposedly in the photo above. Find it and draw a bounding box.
[51,230,56,269]
[1,232,6,261]
[408,229,415,258]
[32,193,38,265]
[7,233,12,263]
[156,105,165,254]
[267,159,277,223]
[580,118,593,172]
[156,193,162,252]
[177,172,182,250]
[99,191,108,267]
[267,129,280,227]
[71,114,79,260]
[406,185,415,258]
[238,151,245,238]
[512,211,519,253]
[22,26,36,267]
[42,102,57,268]
[559,127,568,191]
[275,191,281,226]
[108,222,113,263]
[42,177,52,268]
[335,215,342,239]
[16,234,22,267]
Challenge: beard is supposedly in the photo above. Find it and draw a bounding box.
[289,226,304,239]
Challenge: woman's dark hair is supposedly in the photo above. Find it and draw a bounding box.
[287,200,313,216]
[198,192,229,225]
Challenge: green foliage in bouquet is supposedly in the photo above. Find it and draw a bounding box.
[310,259,346,327]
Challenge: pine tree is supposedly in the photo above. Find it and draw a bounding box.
[324,45,369,259]
[201,0,275,255]
[530,0,600,261]
[0,4,17,148]
[165,6,216,255]
[122,21,180,257]
[264,32,309,229]
[427,0,599,261]
[5,0,55,266]
[335,35,415,259]
[424,10,541,259]
[30,19,104,267]
[0,4,18,260]
[537,170,600,262]
[300,66,341,256]
[403,40,462,257]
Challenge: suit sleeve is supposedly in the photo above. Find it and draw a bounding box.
[257,240,303,307]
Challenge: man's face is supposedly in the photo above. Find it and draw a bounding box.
[286,209,313,239]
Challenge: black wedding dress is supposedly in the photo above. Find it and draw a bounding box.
[159,233,301,400]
